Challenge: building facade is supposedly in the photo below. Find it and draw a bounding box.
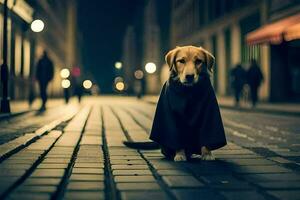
[169,0,300,102]
[0,0,81,100]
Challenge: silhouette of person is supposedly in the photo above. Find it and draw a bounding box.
[35,51,54,110]
[74,82,83,103]
[247,59,264,107]
[230,64,246,106]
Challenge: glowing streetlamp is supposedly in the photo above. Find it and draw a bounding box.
[61,79,71,89]
[31,19,45,33]
[134,70,144,80]
[83,80,92,89]
[145,62,156,74]
[60,68,70,79]
[115,62,122,69]
[115,82,125,91]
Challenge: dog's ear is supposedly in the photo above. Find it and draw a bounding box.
[199,47,215,72]
[165,47,180,71]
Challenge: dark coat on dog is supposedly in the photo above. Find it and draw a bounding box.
[149,72,226,158]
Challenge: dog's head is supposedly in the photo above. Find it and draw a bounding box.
[165,46,215,86]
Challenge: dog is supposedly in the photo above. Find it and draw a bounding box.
[124,46,227,162]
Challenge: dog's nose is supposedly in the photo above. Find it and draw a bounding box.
[185,75,194,83]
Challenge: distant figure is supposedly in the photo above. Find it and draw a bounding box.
[247,59,264,107]
[35,51,54,111]
[74,83,83,103]
[230,64,246,106]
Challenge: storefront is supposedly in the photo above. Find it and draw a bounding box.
[246,13,300,102]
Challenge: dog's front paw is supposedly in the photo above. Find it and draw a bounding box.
[201,153,215,160]
[174,150,187,162]
[201,146,215,161]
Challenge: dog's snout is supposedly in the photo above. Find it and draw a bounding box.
[185,75,194,83]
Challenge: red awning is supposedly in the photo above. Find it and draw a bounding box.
[246,13,300,45]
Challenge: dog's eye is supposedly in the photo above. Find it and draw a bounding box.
[195,59,203,65]
[177,59,185,64]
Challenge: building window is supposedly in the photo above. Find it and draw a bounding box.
[14,33,22,76]
[23,39,30,77]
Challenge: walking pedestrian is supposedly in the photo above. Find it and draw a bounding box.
[35,51,54,111]
[230,64,246,106]
[247,59,264,107]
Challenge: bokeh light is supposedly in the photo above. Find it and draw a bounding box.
[83,80,93,89]
[134,70,144,79]
[145,62,156,74]
[115,82,125,91]
[115,62,122,69]
[31,19,45,33]
[61,79,71,89]
[60,68,70,79]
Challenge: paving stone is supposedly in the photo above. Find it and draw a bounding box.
[8,193,51,200]
[74,163,104,168]
[72,168,104,174]
[37,163,69,169]
[0,169,26,177]
[241,173,300,182]
[267,190,300,200]
[220,191,266,200]
[268,157,293,164]
[0,164,31,170]
[75,158,104,163]
[172,189,224,200]
[114,175,156,182]
[116,182,160,190]
[111,165,149,170]
[121,191,170,200]
[64,191,105,200]
[80,136,102,145]
[23,178,61,186]
[225,158,276,166]
[42,158,71,164]
[112,169,152,175]
[31,169,65,178]
[232,165,292,174]
[110,155,143,160]
[150,161,180,170]
[256,181,300,189]
[5,159,36,165]
[67,181,105,190]
[69,174,104,181]
[110,159,146,165]
[15,185,57,193]
[157,170,190,176]
[162,176,204,188]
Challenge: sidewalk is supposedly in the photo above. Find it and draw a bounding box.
[0,99,70,120]
[0,96,299,200]
[143,95,300,117]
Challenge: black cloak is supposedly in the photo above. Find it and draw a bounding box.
[149,73,226,155]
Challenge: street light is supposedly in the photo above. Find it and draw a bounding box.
[1,0,10,113]
[61,79,71,89]
[60,68,70,79]
[83,80,92,89]
[31,19,45,33]
[115,62,122,69]
[115,82,125,91]
[145,62,156,74]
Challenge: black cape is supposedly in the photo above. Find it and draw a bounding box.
[149,73,226,154]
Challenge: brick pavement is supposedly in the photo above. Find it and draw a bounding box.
[0,97,299,200]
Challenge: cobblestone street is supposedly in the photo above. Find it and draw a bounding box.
[0,96,300,200]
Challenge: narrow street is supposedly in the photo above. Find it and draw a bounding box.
[0,96,299,200]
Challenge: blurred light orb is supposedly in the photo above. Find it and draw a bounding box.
[83,80,92,89]
[145,62,156,74]
[60,68,70,79]
[115,82,125,91]
[61,79,71,89]
[31,19,44,32]
[115,62,122,69]
[134,70,144,79]
[114,76,124,84]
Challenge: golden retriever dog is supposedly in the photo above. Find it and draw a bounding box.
[124,46,227,162]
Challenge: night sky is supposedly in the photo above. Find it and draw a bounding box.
[77,0,143,93]
[77,0,170,93]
